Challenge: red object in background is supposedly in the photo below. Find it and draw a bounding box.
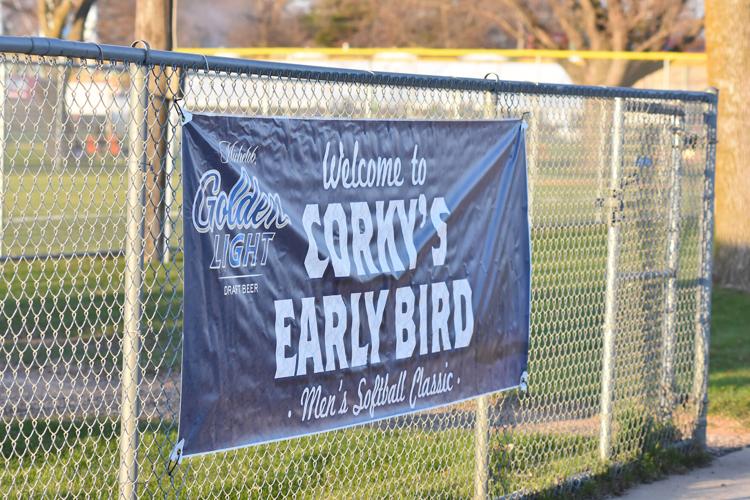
[108,134,121,155]
[85,135,97,156]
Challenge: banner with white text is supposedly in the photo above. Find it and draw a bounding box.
[177,114,531,457]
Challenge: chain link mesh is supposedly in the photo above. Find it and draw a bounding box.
[0,45,715,498]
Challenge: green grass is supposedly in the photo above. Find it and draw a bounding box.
[708,287,750,427]
[1,402,703,498]
[2,418,478,498]
[2,141,182,257]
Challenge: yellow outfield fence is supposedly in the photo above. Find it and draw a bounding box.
[175,47,707,91]
[176,47,706,63]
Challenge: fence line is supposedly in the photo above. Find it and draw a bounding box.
[0,36,716,498]
[176,46,708,62]
[176,47,708,92]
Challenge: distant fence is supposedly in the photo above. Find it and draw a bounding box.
[0,37,716,498]
[178,47,708,91]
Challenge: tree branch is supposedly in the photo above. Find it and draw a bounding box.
[548,0,584,49]
[579,0,605,49]
[50,0,72,39]
[465,3,523,41]
[498,0,561,49]
[607,0,627,51]
[67,0,97,40]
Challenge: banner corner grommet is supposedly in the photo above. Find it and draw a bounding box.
[167,438,185,474]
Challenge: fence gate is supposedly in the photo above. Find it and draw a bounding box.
[0,37,716,498]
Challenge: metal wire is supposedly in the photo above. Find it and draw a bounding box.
[0,37,716,498]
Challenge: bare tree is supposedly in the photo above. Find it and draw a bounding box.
[37,0,97,40]
[3,0,38,35]
[247,0,305,46]
[307,0,703,87]
[96,0,135,45]
[468,0,703,86]
[706,0,750,292]
[306,0,507,48]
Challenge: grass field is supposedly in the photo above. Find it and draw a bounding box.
[3,408,687,498]
[708,287,750,428]
[1,143,181,257]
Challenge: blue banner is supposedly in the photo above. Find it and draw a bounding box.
[178,114,530,457]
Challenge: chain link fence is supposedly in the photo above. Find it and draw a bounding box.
[0,37,716,498]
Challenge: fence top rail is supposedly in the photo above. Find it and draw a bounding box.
[0,36,717,104]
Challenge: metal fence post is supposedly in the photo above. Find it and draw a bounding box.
[473,396,489,499]
[599,97,624,462]
[162,68,185,264]
[118,62,146,500]
[596,101,611,223]
[162,102,178,263]
[692,96,717,448]
[660,114,684,419]
[0,50,5,258]
[472,88,498,500]
[0,10,5,257]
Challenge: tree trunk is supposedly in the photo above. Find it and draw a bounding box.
[135,0,173,262]
[706,0,750,291]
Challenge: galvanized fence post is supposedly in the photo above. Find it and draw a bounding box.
[118,62,147,500]
[0,10,5,257]
[473,397,489,499]
[162,68,185,264]
[692,95,717,448]
[0,50,5,257]
[596,101,611,224]
[162,101,178,264]
[471,87,497,500]
[660,114,684,419]
[599,97,625,462]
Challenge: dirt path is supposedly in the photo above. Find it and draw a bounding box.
[707,415,750,454]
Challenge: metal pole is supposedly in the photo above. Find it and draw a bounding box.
[118,62,146,500]
[472,88,497,499]
[528,109,537,223]
[0,1,5,258]
[473,395,489,499]
[692,95,717,448]
[596,101,611,224]
[162,102,178,263]
[660,115,684,420]
[599,97,624,462]
[53,65,66,171]
[0,92,4,258]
